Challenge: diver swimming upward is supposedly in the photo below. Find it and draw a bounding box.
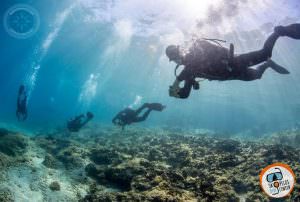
[16,85,28,121]
[112,103,166,130]
[166,23,300,99]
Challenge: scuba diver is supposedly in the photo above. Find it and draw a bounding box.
[166,23,300,99]
[16,85,28,121]
[67,112,94,132]
[112,103,166,129]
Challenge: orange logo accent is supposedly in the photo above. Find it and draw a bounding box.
[260,163,296,198]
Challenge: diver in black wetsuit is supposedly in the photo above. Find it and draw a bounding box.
[67,112,94,132]
[16,85,28,121]
[166,23,300,99]
[112,103,166,129]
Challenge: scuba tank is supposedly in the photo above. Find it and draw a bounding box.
[201,38,234,62]
[173,38,235,83]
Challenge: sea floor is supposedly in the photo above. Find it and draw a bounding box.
[0,126,299,202]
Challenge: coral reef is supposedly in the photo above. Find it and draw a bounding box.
[0,188,14,202]
[0,128,28,157]
[42,154,60,169]
[0,129,87,201]
[0,128,29,172]
[266,129,300,149]
[78,128,300,201]
[0,126,299,201]
[49,181,61,191]
[35,136,87,169]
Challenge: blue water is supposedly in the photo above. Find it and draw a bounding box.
[1,0,300,135]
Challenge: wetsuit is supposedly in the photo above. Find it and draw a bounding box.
[16,85,28,121]
[112,103,165,129]
[67,112,94,132]
[176,23,300,98]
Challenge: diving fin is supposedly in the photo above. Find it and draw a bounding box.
[148,103,166,111]
[266,59,290,74]
[275,24,300,39]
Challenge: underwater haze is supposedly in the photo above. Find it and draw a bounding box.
[1,0,300,134]
[2,1,300,202]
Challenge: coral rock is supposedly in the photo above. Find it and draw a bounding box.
[49,181,61,191]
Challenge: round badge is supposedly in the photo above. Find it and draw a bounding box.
[260,163,296,198]
[3,4,40,39]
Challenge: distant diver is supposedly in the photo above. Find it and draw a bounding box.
[16,85,28,121]
[67,112,94,132]
[112,103,166,129]
[166,23,300,99]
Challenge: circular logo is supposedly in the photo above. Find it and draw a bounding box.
[3,4,40,39]
[260,163,296,198]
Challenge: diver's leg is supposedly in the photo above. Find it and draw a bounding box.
[134,109,152,122]
[233,33,280,70]
[16,111,20,121]
[80,119,89,128]
[254,24,300,59]
[79,116,92,129]
[234,24,300,70]
[23,113,28,121]
[81,113,94,127]
[239,59,289,81]
[275,23,300,39]
[23,109,28,121]
[135,103,149,115]
[239,66,269,81]
[147,103,165,111]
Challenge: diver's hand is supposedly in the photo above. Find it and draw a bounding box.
[169,85,180,98]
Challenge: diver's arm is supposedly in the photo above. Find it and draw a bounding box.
[169,78,194,99]
[135,104,148,115]
[169,67,188,98]
[74,114,84,122]
[169,67,194,98]
[169,79,180,98]
[177,79,194,99]
[78,114,85,119]
[176,67,191,82]
[112,112,122,124]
